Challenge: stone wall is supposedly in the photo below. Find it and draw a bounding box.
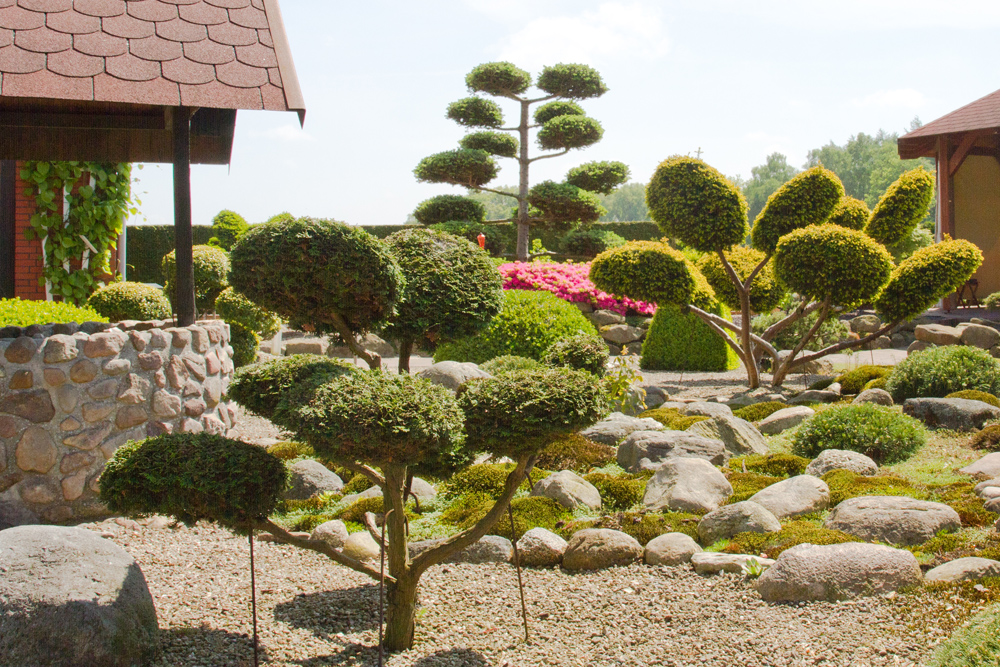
[0,319,235,527]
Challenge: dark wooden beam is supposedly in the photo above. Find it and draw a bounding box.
[937,134,956,311]
[0,161,14,299]
[173,107,196,327]
[0,111,164,130]
[950,132,982,176]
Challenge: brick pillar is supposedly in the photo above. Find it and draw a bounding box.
[13,161,49,300]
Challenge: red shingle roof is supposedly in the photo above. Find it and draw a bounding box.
[902,88,1000,140]
[0,0,304,120]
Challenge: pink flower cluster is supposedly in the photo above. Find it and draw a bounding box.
[499,261,656,316]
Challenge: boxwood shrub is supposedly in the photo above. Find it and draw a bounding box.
[886,346,1000,402]
[875,238,983,323]
[826,196,870,231]
[228,321,259,368]
[543,332,609,376]
[695,246,784,314]
[228,354,358,424]
[480,355,545,375]
[0,297,107,327]
[751,165,844,254]
[640,302,740,371]
[791,404,926,464]
[865,167,935,247]
[161,244,230,311]
[434,290,598,364]
[414,195,486,225]
[215,287,282,339]
[559,226,625,257]
[87,281,171,322]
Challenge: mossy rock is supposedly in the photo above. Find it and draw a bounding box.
[583,472,645,511]
[821,469,920,506]
[835,365,892,395]
[637,407,708,430]
[341,474,375,496]
[451,495,570,540]
[727,453,809,478]
[266,441,315,461]
[808,378,835,391]
[535,433,615,473]
[863,377,888,391]
[946,390,1000,408]
[732,401,788,423]
[721,520,861,558]
[335,496,386,524]
[725,472,782,503]
[561,510,700,545]
[970,425,1000,451]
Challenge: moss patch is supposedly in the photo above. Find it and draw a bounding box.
[721,520,861,558]
[638,407,709,430]
[583,472,645,511]
[266,441,315,461]
[970,424,1000,451]
[451,495,570,540]
[561,510,701,545]
[725,471,782,503]
[535,433,615,473]
[732,401,789,423]
[945,389,1000,408]
[728,453,809,477]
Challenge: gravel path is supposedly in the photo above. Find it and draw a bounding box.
[86,518,978,667]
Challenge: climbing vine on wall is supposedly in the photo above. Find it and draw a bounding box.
[21,161,139,304]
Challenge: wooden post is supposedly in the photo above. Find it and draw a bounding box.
[936,135,956,311]
[173,107,196,326]
[0,160,15,299]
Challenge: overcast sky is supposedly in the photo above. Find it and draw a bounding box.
[132,0,1000,227]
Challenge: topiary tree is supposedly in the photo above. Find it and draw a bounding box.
[229,216,403,369]
[86,281,172,322]
[591,159,981,388]
[214,287,283,340]
[382,228,504,372]
[103,360,608,653]
[207,209,249,251]
[413,194,486,226]
[161,244,229,315]
[414,62,630,261]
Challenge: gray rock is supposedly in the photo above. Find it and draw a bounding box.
[758,406,814,434]
[600,324,644,345]
[580,412,663,446]
[448,535,513,564]
[961,453,1000,478]
[416,361,492,391]
[851,315,882,335]
[285,460,344,500]
[616,430,729,471]
[962,324,1000,350]
[853,388,893,406]
[825,496,961,546]
[804,449,879,477]
[756,542,922,602]
[687,413,769,456]
[788,389,841,405]
[903,397,1000,431]
[981,487,1000,500]
[644,532,703,566]
[748,475,831,519]
[643,457,732,513]
[697,501,781,546]
[680,402,733,419]
[984,497,1000,513]
[342,531,381,562]
[915,324,963,346]
[408,477,437,499]
[516,527,568,567]
[975,478,1000,495]
[0,525,158,666]
[691,552,775,575]
[531,470,602,511]
[284,338,328,356]
[562,529,643,571]
[775,350,833,375]
[310,520,349,549]
[908,340,934,354]
[925,557,1000,584]
[590,310,626,327]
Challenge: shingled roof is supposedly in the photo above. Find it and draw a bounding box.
[898,87,1000,159]
[0,0,304,118]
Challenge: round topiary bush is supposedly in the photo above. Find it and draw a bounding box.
[527,181,604,225]
[208,209,249,250]
[229,217,403,336]
[886,346,1000,402]
[645,156,748,253]
[640,302,740,372]
[161,244,230,311]
[429,221,514,257]
[835,365,892,395]
[480,355,545,375]
[433,289,598,364]
[731,401,789,423]
[590,241,696,306]
[228,321,259,368]
[535,433,615,473]
[875,238,983,323]
[559,226,626,257]
[865,167,936,247]
[542,332,609,376]
[750,165,844,254]
[695,246,785,313]
[459,131,520,158]
[946,390,1000,408]
[413,194,486,225]
[215,287,282,339]
[985,292,1000,310]
[791,404,927,465]
[774,224,893,309]
[99,434,288,533]
[826,196,870,231]
[458,367,609,458]
[86,281,171,322]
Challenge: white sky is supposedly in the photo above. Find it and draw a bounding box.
[132,0,1000,227]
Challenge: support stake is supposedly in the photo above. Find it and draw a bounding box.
[508,504,529,643]
[249,530,259,667]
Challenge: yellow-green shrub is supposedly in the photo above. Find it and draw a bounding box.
[695,246,785,313]
[583,472,644,511]
[725,472,782,503]
[875,238,983,323]
[835,365,892,395]
[728,453,810,477]
[865,167,935,246]
[87,282,171,322]
[266,441,315,461]
[732,401,788,423]
[826,196,869,231]
[640,302,740,372]
[946,390,1000,407]
[751,166,844,254]
[562,510,701,545]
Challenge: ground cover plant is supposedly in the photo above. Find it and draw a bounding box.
[0,297,107,326]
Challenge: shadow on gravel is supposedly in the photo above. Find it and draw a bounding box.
[274,585,380,637]
[295,645,493,667]
[412,648,492,666]
[155,625,272,666]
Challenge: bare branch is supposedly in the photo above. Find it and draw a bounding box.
[335,461,384,487]
[686,305,747,364]
[762,300,824,341]
[743,255,772,291]
[780,298,831,373]
[328,312,380,370]
[687,305,778,362]
[527,94,559,104]
[471,186,522,200]
[256,518,391,582]
[790,320,902,368]
[529,148,571,163]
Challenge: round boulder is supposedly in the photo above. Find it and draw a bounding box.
[924,557,1000,584]
[562,529,643,571]
[697,501,780,546]
[530,470,602,511]
[310,520,349,549]
[643,457,733,513]
[853,388,893,406]
[285,459,344,500]
[756,542,922,602]
[580,412,664,446]
[758,406,814,435]
[342,531,381,562]
[825,496,961,546]
[448,535,513,564]
[747,475,830,519]
[416,361,491,391]
[644,532,702,566]
[804,449,878,477]
[516,527,568,567]
[0,525,158,666]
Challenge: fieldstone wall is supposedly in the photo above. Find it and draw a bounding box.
[0,319,235,527]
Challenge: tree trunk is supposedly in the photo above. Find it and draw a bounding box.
[738,288,760,390]
[382,465,416,651]
[516,99,531,262]
[397,338,413,374]
[384,575,419,652]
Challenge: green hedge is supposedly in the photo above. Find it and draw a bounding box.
[126,225,215,284]
[640,302,740,371]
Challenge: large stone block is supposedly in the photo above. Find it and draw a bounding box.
[0,390,56,423]
[15,426,57,473]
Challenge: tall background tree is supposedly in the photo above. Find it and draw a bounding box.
[414,62,630,261]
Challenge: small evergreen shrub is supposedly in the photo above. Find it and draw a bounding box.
[228,321,259,368]
[414,195,486,225]
[266,441,315,461]
[826,196,869,231]
[726,472,782,503]
[946,390,1000,408]
[791,404,926,464]
[542,332,609,376]
[864,377,888,391]
[434,290,598,364]
[641,302,740,371]
[228,354,358,424]
[750,165,844,254]
[87,282,171,322]
[732,401,788,423]
[590,241,709,308]
[887,346,1000,401]
[722,521,861,559]
[161,244,230,311]
[559,226,626,257]
[808,377,835,391]
[208,209,249,250]
[583,472,644,511]
[835,365,892,395]
[480,355,545,375]
[821,470,920,506]
[215,287,282,339]
[99,434,287,534]
[535,434,615,473]
[970,425,1000,451]
[865,167,935,247]
[728,453,810,477]
[0,297,107,327]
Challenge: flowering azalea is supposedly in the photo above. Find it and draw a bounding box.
[499,261,656,316]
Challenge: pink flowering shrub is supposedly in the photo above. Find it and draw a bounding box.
[499,261,656,316]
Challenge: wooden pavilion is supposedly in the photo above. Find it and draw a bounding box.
[0,0,305,325]
[898,88,1000,303]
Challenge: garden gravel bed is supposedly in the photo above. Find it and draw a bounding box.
[86,517,976,667]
